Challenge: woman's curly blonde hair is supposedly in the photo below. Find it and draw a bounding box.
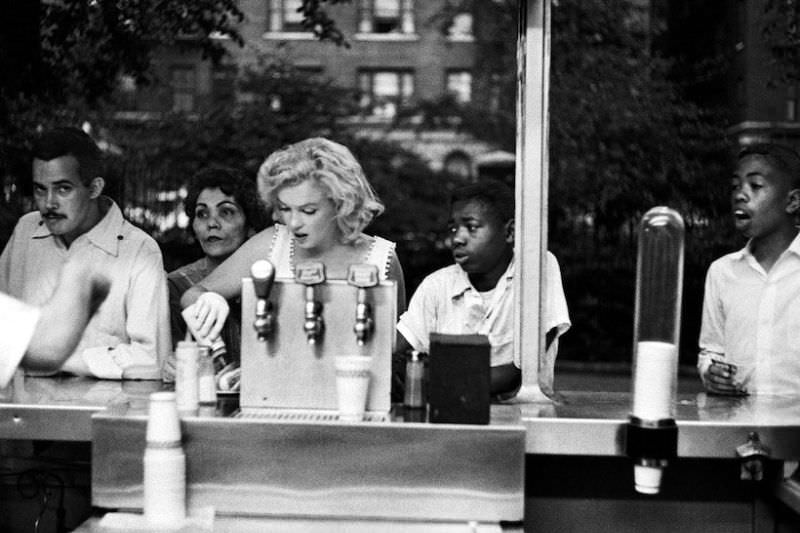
[257,138,384,242]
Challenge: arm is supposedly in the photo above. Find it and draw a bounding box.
[180,228,275,341]
[698,266,740,395]
[491,363,521,397]
[25,261,110,371]
[180,227,275,308]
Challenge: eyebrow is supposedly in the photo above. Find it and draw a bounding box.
[33,179,77,187]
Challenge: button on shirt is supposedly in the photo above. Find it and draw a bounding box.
[397,253,570,368]
[698,233,800,395]
[0,199,170,379]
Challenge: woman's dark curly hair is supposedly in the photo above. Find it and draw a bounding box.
[184,167,269,232]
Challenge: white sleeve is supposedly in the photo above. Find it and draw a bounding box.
[0,293,40,388]
[396,275,438,354]
[81,245,170,379]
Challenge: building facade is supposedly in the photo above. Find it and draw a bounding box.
[118,0,506,178]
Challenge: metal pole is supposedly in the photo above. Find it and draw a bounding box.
[512,0,551,402]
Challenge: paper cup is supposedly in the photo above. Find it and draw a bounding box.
[334,355,372,422]
[146,391,181,444]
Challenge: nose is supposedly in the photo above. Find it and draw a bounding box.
[732,186,748,203]
[45,189,58,209]
[287,211,303,231]
[206,213,220,229]
[451,227,467,245]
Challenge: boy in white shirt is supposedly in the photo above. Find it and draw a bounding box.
[699,143,800,395]
[396,181,570,398]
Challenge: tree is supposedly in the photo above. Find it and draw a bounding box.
[762,0,800,85]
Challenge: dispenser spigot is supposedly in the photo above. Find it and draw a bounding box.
[295,262,326,345]
[737,432,771,481]
[251,260,276,341]
[347,264,379,346]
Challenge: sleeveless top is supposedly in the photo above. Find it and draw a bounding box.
[267,224,395,280]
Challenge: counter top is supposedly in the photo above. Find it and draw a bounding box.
[3,377,800,461]
[520,390,800,458]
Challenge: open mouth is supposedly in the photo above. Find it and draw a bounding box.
[733,209,751,222]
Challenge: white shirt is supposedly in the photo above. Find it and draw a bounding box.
[0,293,39,388]
[0,200,171,379]
[698,233,800,395]
[397,253,571,368]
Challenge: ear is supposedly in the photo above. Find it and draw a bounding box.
[504,218,514,245]
[787,188,800,215]
[88,177,105,199]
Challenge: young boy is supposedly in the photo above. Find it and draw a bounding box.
[396,181,570,398]
[698,143,800,395]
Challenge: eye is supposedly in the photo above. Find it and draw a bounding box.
[447,225,457,234]
[195,209,208,219]
[33,185,46,196]
[276,205,289,212]
[467,224,479,232]
[57,185,72,194]
[301,208,317,215]
[219,207,238,219]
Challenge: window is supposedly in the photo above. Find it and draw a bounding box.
[446,70,472,104]
[358,70,414,119]
[171,66,196,113]
[358,0,414,35]
[268,0,307,33]
[447,13,473,41]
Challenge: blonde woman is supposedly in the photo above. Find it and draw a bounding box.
[181,137,406,340]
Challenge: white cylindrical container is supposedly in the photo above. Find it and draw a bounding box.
[175,340,199,415]
[197,345,217,406]
[144,392,186,527]
[627,206,684,496]
[631,207,684,421]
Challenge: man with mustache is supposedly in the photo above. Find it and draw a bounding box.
[0,127,170,379]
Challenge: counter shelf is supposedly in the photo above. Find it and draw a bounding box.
[90,403,527,525]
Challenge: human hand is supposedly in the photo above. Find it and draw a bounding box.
[703,359,747,395]
[182,292,229,341]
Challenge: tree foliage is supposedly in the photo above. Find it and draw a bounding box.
[762,0,800,85]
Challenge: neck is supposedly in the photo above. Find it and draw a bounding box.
[750,225,799,272]
[468,251,513,292]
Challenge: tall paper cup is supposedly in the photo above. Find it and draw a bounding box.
[146,391,181,444]
[334,355,372,422]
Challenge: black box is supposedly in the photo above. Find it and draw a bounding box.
[428,333,490,424]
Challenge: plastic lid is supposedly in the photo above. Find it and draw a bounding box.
[634,464,663,495]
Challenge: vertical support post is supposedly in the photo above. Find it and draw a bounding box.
[512,0,551,402]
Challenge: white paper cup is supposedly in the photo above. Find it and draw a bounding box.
[334,355,372,422]
[146,392,181,444]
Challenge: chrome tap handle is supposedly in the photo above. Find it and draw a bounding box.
[347,264,379,346]
[296,262,326,345]
[251,260,276,341]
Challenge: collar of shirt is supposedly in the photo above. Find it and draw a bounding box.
[449,258,515,300]
[31,196,125,257]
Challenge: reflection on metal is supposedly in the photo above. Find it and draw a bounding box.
[520,391,800,458]
[737,431,771,481]
[513,0,551,402]
[0,376,163,441]
[91,406,526,523]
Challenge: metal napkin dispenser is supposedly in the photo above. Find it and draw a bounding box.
[240,262,396,415]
